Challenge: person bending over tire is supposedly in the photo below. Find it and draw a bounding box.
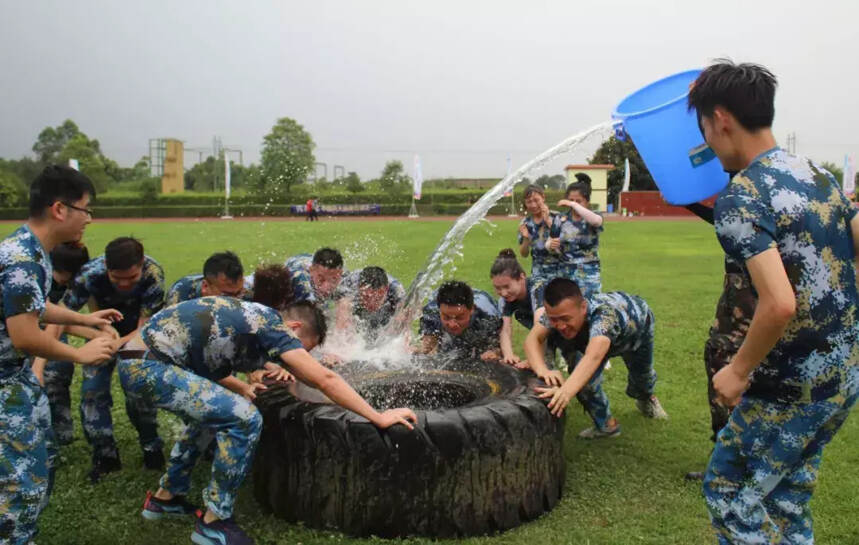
[118,296,416,545]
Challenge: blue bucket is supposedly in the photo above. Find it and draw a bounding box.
[613,69,728,205]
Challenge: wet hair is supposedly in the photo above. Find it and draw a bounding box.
[437,280,473,309]
[312,247,343,270]
[543,278,584,306]
[50,242,90,275]
[283,300,327,346]
[29,165,96,218]
[252,264,294,311]
[687,60,777,131]
[358,266,388,289]
[490,249,525,279]
[104,237,144,271]
[566,181,591,201]
[203,251,243,282]
[522,184,545,200]
[574,173,591,185]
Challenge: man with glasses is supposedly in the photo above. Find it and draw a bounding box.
[165,251,246,306]
[62,236,167,483]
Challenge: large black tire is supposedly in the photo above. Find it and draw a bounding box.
[253,359,565,537]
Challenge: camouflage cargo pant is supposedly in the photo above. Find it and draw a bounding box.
[704,389,859,544]
[43,341,75,445]
[80,355,162,460]
[118,356,262,519]
[0,367,58,545]
[704,271,756,442]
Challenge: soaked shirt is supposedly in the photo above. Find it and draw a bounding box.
[554,210,602,265]
[420,289,502,358]
[714,147,859,402]
[498,276,538,330]
[335,269,406,333]
[518,213,562,276]
[165,274,204,306]
[63,255,165,337]
[542,292,653,361]
[0,225,52,374]
[141,296,303,381]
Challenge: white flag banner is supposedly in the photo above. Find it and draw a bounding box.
[413,155,423,200]
[843,154,855,196]
[503,154,513,197]
[621,157,631,192]
[68,158,79,171]
[224,156,232,200]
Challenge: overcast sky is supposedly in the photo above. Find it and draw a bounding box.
[1,0,856,180]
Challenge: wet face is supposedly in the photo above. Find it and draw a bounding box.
[359,285,388,312]
[285,319,320,351]
[107,264,143,292]
[439,303,474,336]
[57,194,93,242]
[491,273,526,303]
[201,274,245,298]
[523,192,546,216]
[544,297,588,339]
[700,109,742,171]
[310,265,343,298]
[566,190,588,208]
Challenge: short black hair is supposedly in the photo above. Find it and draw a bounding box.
[688,60,777,131]
[543,278,583,306]
[284,300,327,346]
[50,242,90,275]
[490,249,525,279]
[566,182,591,201]
[104,237,144,271]
[312,247,343,269]
[358,266,388,289]
[252,264,294,311]
[437,280,473,309]
[203,251,243,282]
[522,184,545,200]
[29,165,96,218]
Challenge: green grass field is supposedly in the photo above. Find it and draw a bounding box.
[2,217,858,545]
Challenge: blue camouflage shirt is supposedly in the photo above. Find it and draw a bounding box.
[165,274,204,307]
[554,210,602,265]
[420,289,502,358]
[518,213,562,276]
[714,147,859,402]
[542,291,653,362]
[63,255,165,336]
[335,268,406,332]
[498,276,538,329]
[0,225,52,375]
[141,296,303,381]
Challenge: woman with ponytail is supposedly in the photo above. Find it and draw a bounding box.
[490,249,543,368]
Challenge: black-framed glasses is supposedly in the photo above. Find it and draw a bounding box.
[62,202,93,218]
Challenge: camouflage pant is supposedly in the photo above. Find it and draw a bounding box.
[704,391,858,544]
[80,356,162,460]
[118,357,262,520]
[705,271,756,442]
[568,262,602,299]
[562,314,657,431]
[0,366,57,545]
[43,350,74,445]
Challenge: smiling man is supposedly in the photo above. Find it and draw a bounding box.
[528,278,667,437]
[419,280,502,361]
[334,266,406,342]
[165,251,246,307]
[62,236,167,482]
[1,166,119,544]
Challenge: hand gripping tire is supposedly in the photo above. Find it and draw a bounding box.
[253,358,565,537]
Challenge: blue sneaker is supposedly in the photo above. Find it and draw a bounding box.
[191,509,254,545]
[141,491,198,520]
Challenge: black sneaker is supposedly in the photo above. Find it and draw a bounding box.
[142,449,166,471]
[191,509,254,545]
[141,490,198,520]
[88,455,122,484]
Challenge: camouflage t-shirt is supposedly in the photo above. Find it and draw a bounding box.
[518,213,562,276]
[63,255,165,336]
[420,289,502,358]
[542,291,653,362]
[141,296,303,381]
[498,276,538,330]
[714,147,859,402]
[0,225,52,374]
[165,274,204,307]
[554,210,602,265]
